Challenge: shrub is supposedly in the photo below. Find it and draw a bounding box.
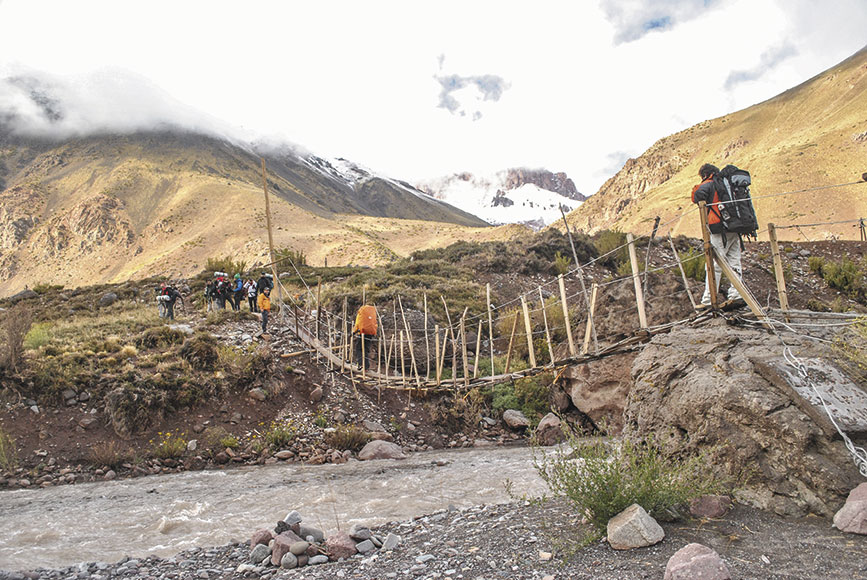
[205,256,248,277]
[137,326,185,349]
[492,374,551,421]
[593,229,629,269]
[807,256,825,275]
[263,420,297,449]
[535,434,721,543]
[23,322,51,351]
[0,427,17,471]
[1,306,32,373]
[219,434,240,449]
[324,425,370,452]
[180,333,219,370]
[150,430,187,459]
[821,257,864,298]
[89,440,132,468]
[553,252,571,276]
[678,247,706,282]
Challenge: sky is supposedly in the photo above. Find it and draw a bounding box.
[0,0,866,195]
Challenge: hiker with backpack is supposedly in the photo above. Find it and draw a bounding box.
[352,304,378,366]
[157,282,182,320]
[232,273,244,311]
[257,286,271,334]
[245,278,258,312]
[692,163,758,308]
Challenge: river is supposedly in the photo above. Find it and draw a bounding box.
[0,445,549,571]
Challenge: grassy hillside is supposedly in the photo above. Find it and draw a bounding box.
[0,131,509,297]
[564,46,867,241]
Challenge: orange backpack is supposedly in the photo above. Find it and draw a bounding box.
[353,305,378,336]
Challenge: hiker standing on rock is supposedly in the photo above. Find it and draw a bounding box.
[692,163,745,307]
[258,286,271,334]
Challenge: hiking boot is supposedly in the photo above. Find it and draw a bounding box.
[722,298,746,311]
[695,302,713,312]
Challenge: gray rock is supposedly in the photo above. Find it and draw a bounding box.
[249,543,271,563]
[283,510,302,525]
[98,292,118,308]
[363,420,387,432]
[381,532,401,551]
[358,440,406,461]
[248,388,267,402]
[289,541,309,556]
[606,504,664,550]
[308,555,329,565]
[186,439,198,452]
[534,413,565,446]
[415,554,435,564]
[502,409,530,429]
[279,552,297,569]
[8,288,38,303]
[309,386,323,403]
[664,543,731,580]
[168,324,194,335]
[299,525,324,543]
[349,523,372,541]
[355,539,375,553]
[833,482,867,534]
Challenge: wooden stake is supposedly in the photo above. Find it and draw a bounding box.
[316,278,322,342]
[642,215,661,297]
[627,233,648,330]
[767,223,790,317]
[397,296,421,388]
[711,246,771,328]
[698,201,719,307]
[486,283,495,377]
[341,297,348,372]
[473,321,483,379]
[460,315,469,386]
[361,332,366,379]
[423,293,430,381]
[582,283,598,355]
[435,324,442,387]
[558,274,576,357]
[538,287,555,366]
[504,311,519,374]
[399,330,406,387]
[520,295,536,368]
[667,234,697,309]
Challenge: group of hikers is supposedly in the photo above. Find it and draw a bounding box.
[205,272,274,314]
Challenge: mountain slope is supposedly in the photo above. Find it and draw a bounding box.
[563,45,867,241]
[0,130,507,296]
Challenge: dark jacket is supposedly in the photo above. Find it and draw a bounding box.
[692,176,724,234]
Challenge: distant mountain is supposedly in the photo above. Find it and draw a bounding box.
[563,45,867,241]
[0,129,509,296]
[416,168,586,229]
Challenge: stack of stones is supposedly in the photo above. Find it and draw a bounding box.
[244,510,401,571]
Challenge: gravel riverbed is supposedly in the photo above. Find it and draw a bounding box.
[3,500,865,580]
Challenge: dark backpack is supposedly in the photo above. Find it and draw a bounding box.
[712,165,758,238]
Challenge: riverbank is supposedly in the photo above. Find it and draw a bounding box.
[4,499,865,580]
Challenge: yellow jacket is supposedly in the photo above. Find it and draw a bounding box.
[257,293,271,312]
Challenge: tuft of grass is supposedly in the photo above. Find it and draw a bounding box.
[89,440,132,468]
[0,427,18,471]
[262,420,297,449]
[535,434,722,544]
[150,430,187,460]
[1,306,32,373]
[23,322,52,351]
[219,434,240,450]
[324,425,370,452]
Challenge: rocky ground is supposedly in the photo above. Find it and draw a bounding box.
[4,500,865,580]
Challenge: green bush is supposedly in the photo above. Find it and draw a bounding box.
[150,430,187,459]
[678,247,706,282]
[821,257,864,298]
[0,427,17,471]
[23,322,52,350]
[324,425,370,452]
[807,256,825,275]
[593,229,629,269]
[263,420,297,449]
[492,373,551,421]
[535,434,721,543]
[553,251,571,276]
[205,256,248,277]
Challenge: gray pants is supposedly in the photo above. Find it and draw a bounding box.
[702,232,742,304]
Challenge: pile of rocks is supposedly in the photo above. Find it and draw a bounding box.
[244,510,401,572]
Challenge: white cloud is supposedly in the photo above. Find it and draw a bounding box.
[0,0,865,195]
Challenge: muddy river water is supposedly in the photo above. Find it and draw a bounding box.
[0,445,549,571]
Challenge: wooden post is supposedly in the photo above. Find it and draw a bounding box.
[327,313,334,371]
[627,233,648,330]
[520,295,536,368]
[294,304,300,337]
[473,321,483,379]
[260,158,280,303]
[642,215,661,297]
[486,283,495,377]
[361,332,366,379]
[399,330,406,387]
[397,296,421,387]
[341,297,348,371]
[460,315,469,386]
[439,327,449,386]
[861,218,866,242]
[711,246,771,328]
[767,223,790,317]
[558,274,576,357]
[423,293,430,381]
[435,324,441,387]
[504,310,519,374]
[698,201,718,307]
[538,287,555,366]
[582,283,598,355]
[315,278,322,342]
[667,234,697,309]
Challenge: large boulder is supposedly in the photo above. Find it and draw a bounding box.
[833,482,867,534]
[502,409,530,429]
[534,413,565,446]
[623,320,862,517]
[606,503,664,550]
[358,440,406,460]
[562,354,636,433]
[664,543,731,580]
